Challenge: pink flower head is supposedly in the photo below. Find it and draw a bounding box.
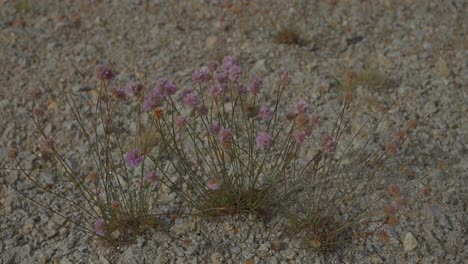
[155,79,177,98]
[294,130,308,143]
[111,87,128,101]
[183,91,201,108]
[236,84,248,96]
[257,106,272,120]
[221,55,237,71]
[322,134,336,152]
[394,196,407,208]
[197,105,208,116]
[310,113,320,128]
[33,108,45,118]
[143,89,163,111]
[216,71,229,84]
[111,201,121,209]
[209,85,223,97]
[192,69,211,84]
[278,68,291,86]
[207,61,219,72]
[94,219,106,236]
[125,148,143,167]
[256,132,273,150]
[228,65,242,81]
[295,99,309,114]
[384,205,397,216]
[144,171,160,186]
[125,81,144,97]
[175,115,188,129]
[29,88,43,100]
[96,64,115,81]
[249,75,263,95]
[209,121,221,134]
[386,143,399,155]
[394,130,406,143]
[43,138,56,149]
[207,178,221,190]
[218,128,233,149]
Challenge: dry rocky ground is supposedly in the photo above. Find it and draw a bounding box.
[0,0,467,263]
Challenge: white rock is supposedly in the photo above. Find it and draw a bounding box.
[210,252,223,264]
[403,232,418,251]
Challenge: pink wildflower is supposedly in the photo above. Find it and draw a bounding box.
[384,205,397,216]
[143,89,162,111]
[256,132,273,150]
[183,91,200,108]
[29,88,43,100]
[175,115,188,128]
[278,68,291,86]
[111,87,128,101]
[111,201,121,209]
[197,105,208,116]
[192,69,211,84]
[386,143,399,155]
[33,108,45,118]
[310,113,320,128]
[207,178,221,190]
[216,71,229,84]
[155,79,177,98]
[322,134,336,152]
[295,99,309,114]
[207,61,219,72]
[394,196,407,208]
[125,81,144,97]
[221,55,237,71]
[94,219,106,236]
[209,121,221,134]
[218,128,233,149]
[249,75,263,95]
[236,84,248,96]
[144,171,160,186]
[125,149,142,167]
[294,130,308,143]
[228,65,242,81]
[209,85,223,97]
[394,130,406,143]
[43,138,56,149]
[257,106,272,120]
[95,64,115,81]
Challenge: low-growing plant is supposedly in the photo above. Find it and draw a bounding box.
[286,98,414,251]
[143,56,300,217]
[341,66,387,93]
[6,55,416,252]
[274,28,303,45]
[8,66,162,245]
[14,0,32,13]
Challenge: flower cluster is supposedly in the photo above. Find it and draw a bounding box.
[96,64,115,81]
[41,54,409,245]
[143,79,177,111]
[125,149,143,167]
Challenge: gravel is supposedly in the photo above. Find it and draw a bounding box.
[1,0,467,263]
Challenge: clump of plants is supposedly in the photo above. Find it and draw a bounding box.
[8,55,413,252]
[274,28,303,45]
[15,0,32,13]
[341,66,387,93]
[9,65,162,244]
[286,97,414,251]
[143,56,299,217]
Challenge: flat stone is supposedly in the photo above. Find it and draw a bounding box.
[435,57,451,78]
[403,232,418,251]
[210,252,223,264]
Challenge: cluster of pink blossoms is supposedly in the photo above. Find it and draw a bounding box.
[143,79,177,111]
